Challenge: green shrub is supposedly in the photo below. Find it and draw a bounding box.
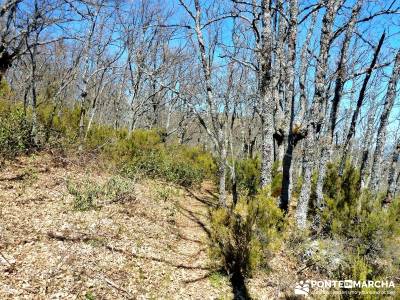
[271,160,283,197]
[208,271,228,288]
[226,157,283,198]
[226,157,260,196]
[319,163,400,258]
[0,80,12,99]
[67,176,136,211]
[305,161,400,290]
[1,99,215,187]
[102,176,136,203]
[322,161,361,213]
[118,133,215,187]
[209,188,284,277]
[154,185,178,202]
[105,129,162,159]
[85,125,114,150]
[121,149,205,187]
[0,101,33,158]
[177,145,216,179]
[84,291,95,300]
[67,179,99,211]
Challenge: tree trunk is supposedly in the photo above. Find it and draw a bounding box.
[29,37,39,146]
[312,138,332,231]
[218,138,227,207]
[384,143,399,206]
[339,32,385,175]
[296,134,314,229]
[261,101,275,187]
[272,0,286,167]
[279,0,298,212]
[369,50,400,191]
[314,0,361,225]
[30,65,38,146]
[259,0,274,187]
[296,0,341,228]
[359,108,376,188]
[280,134,299,212]
[297,11,317,124]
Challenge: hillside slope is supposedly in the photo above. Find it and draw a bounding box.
[0,152,235,299]
[0,152,307,299]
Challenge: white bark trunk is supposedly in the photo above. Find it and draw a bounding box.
[259,0,274,187]
[384,143,400,205]
[296,0,342,229]
[369,51,400,191]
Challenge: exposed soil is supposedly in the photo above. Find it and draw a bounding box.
[0,152,306,299]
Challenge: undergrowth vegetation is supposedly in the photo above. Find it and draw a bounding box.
[114,132,215,187]
[226,158,283,198]
[325,164,400,275]
[0,101,33,159]
[0,91,215,187]
[67,176,136,211]
[209,188,284,298]
[209,188,284,277]
[294,162,400,297]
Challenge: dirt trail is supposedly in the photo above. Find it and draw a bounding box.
[0,153,232,299]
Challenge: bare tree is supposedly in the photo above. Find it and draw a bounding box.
[296,0,343,229]
[0,0,23,82]
[369,50,400,191]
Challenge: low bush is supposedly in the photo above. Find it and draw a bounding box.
[67,179,99,211]
[226,158,282,198]
[209,188,284,277]
[118,133,215,187]
[271,160,283,197]
[227,157,260,196]
[0,101,33,158]
[320,163,400,259]
[299,162,400,296]
[0,96,216,187]
[67,176,136,211]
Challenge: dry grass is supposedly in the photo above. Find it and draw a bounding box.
[0,152,317,299]
[0,152,232,299]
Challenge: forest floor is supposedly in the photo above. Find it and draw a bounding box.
[0,152,302,299]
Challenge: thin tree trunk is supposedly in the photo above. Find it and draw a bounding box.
[260,0,274,187]
[30,60,38,146]
[339,32,385,175]
[359,108,376,188]
[297,11,317,124]
[218,132,227,207]
[314,0,361,222]
[0,1,20,83]
[272,0,286,166]
[186,0,227,206]
[296,0,341,229]
[395,170,400,196]
[384,143,400,206]
[28,36,39,146]
[279,0,298,212]
[296,138,314,229]
[77,10,98,146]
[114,64,128,130]
[369,51,400,191]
